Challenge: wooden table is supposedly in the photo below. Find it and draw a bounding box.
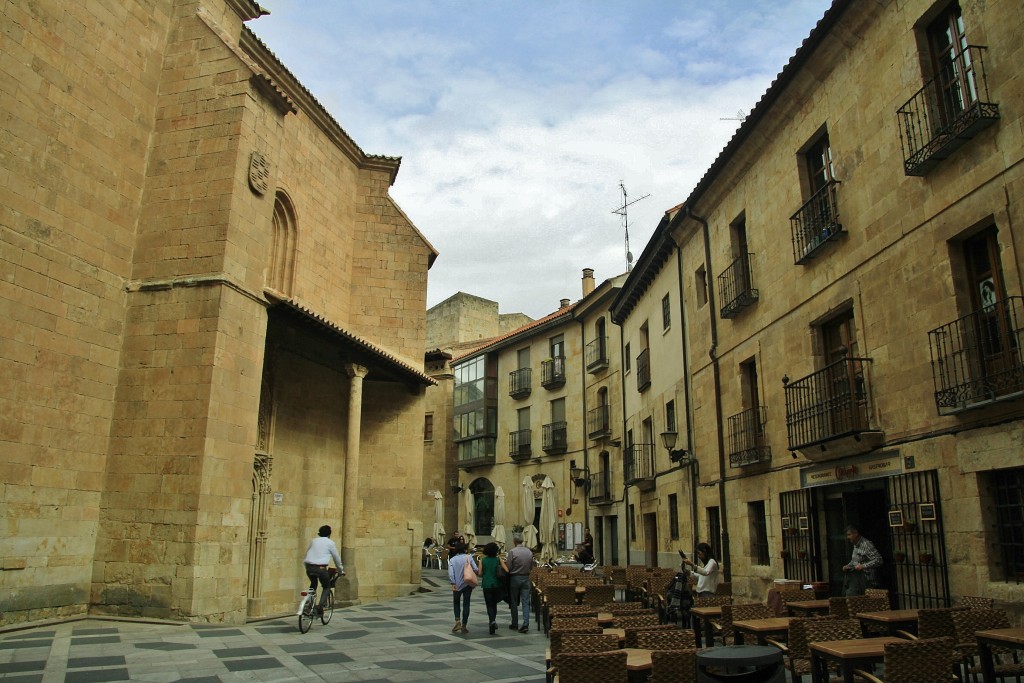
[787,599,831,616]
[691,605,722,648]
[733,617,791,645]
[856,609,919,636]
[603,627,626,646]
[809,637,903,683]
[976,628,1024,683]
[597,611,615,626]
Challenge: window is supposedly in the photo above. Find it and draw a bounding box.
[988,467,1024,582]
[707,507,721,561]
[668,494,679,540]
[695,266,708,307]
[624,342,631,373]
[469,478,495,537]
[719,213,758,319]
[453,354,498,463]
[749,500,770,565]
[629,504,636,541]
[662,293,671,330]
[926,3,972,131]
[665,400,676,433]
[269,192,297,296]
[550,334,565,359]
[792,128,841,263]
[805,132,836,195]
[423,413,434,441]
[636,323,651,392]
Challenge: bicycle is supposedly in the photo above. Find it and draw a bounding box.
[298,567,339,633]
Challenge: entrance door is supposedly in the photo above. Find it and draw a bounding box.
[607,515,620,566]
[821,484,893,599]
[643,513,658,567]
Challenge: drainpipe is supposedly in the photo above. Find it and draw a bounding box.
[577,315,589,535]
[617,317,631,567]
[685,205,731,582]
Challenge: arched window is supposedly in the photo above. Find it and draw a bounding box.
[269,192,297,295]
[470,478,495,536]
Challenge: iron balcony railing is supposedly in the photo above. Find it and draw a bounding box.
[928,296,1024,415]
[727,406,771,467]
[624,443,655,484]
[718,252,759,319]
[542,421,568,454]
[585,336,609,372]
[783,357,873,451]
[509,428,532,461]
[790,180,842,265]
[636,348,651,392]
[897,45,999,177]
[541,356,567,389]
[587,404,611,439]
[588,470,612,504]
[509,367,531,398]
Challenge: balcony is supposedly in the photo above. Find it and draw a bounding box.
[541,356,566,389]
[624,443,656,491]
[718,253,759,319]
[928,296,1024,415]
[783,357,883,461]
[509,428,532,461]
[727,406,772,468]
[791,180,843,265]
[509,367,531,399]
[585,336,609,373]
[456,437,496,470]
[636,348,651,392]
[542,421,567,455]
[587,404,611,439]
[897,45,999,177]
[588,470,613,505]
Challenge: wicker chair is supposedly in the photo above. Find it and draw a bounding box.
[650,649,698,683]
[615,612,662,629]
[547,627,604,683]
[626,566,651,602]
[767,616,860,683]
[551,616,601,632]
[549,605,599,622]
[715,581,733,596]
[605,566,627,600]
[829,596,850,618]
[543,584,581,633]
[850,637,960,683]
[553,650,628,683]
[719,603,774,645]
[606,602,654,616]
[864,588,890,602]
[582,584,615,607]
[576,576,605,587]
[637,628,698,651]
[957,595,995,609]
[951,608,1024,683]
[623,623,678,648]
[846,595,888,616]
[895,606,959,640]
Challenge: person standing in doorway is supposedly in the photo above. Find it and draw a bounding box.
[842,524,882,596]
[506,533,533,633]
[303,525,344,615]
[682,542,719,597]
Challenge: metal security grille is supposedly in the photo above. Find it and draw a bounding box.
[992,467,1024,583]
[887,470,950,608]
[779,489,818,582]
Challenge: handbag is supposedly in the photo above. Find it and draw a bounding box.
[462,557,478,588]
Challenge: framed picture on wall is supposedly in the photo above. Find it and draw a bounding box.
[798,516,809,531]
[919,503,936,521]
[888,509,904,527]
[781,516,792,530]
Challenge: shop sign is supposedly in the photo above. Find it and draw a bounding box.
[800,451,903,488]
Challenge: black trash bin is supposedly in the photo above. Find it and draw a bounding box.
[696,645,785,682]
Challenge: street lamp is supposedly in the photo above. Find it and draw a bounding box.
[449,476,464,494]
[660,429,692,465]
[569,464,590,490]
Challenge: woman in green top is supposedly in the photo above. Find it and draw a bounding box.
[478,541,509,635]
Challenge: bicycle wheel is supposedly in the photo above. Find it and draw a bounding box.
[298,593,316,633]
[320,590,334,625]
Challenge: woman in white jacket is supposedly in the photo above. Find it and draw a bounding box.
[683,542,719,597]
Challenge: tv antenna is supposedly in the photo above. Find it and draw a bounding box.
[611,181,649,272]
[720,109,747,122]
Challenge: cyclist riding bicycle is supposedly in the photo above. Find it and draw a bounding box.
[303,525,344,614]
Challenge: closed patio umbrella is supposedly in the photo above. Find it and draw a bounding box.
[521,475,538,549]
[463,487,476,548]
[492,486,506,548]
[432,490,445,542]
[539,475,559,562]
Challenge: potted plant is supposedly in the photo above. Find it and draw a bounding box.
[919,552,933,565]
[797,550,808,559]
[901,520,916,532]
[893,551,906,564]
[780,549,790,560]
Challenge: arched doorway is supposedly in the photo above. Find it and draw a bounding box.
[469,478,494,537]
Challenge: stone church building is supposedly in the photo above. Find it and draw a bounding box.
[0,0,437,625]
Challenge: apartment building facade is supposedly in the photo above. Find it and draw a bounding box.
[614,0,1023,616]
[1,0,436,625]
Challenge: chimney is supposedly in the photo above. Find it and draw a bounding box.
[560,298,571,309]
[582,268,595,297]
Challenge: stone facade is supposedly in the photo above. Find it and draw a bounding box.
[612,0,1024,618]
[1,0,436,625]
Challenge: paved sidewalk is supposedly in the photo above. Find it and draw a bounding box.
[0,570,546,683]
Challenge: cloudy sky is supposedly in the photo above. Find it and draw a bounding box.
[250,1,833,320]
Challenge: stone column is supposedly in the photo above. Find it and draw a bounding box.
[338,363,367,604]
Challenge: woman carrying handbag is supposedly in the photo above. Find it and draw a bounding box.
[447,541,478,633]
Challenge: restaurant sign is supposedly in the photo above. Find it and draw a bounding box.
[800,451,903,488]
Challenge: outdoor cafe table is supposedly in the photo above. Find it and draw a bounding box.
[603,627,626,646]
[691,605,723,648]
[732,617,792,645]
[976,628,1024,683]
[621,648,654,683]
[786,599,831,616]
[809,636,904,683]
[856,609,919,636]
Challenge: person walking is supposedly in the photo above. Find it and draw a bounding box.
[505,533,533,633]
[478,541,509,635]
[447,541,478,633]
[842,524,882,596]
[302,525,344,615]
[682,542,719,597]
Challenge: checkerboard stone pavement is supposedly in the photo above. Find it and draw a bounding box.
[0,569,547,682]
